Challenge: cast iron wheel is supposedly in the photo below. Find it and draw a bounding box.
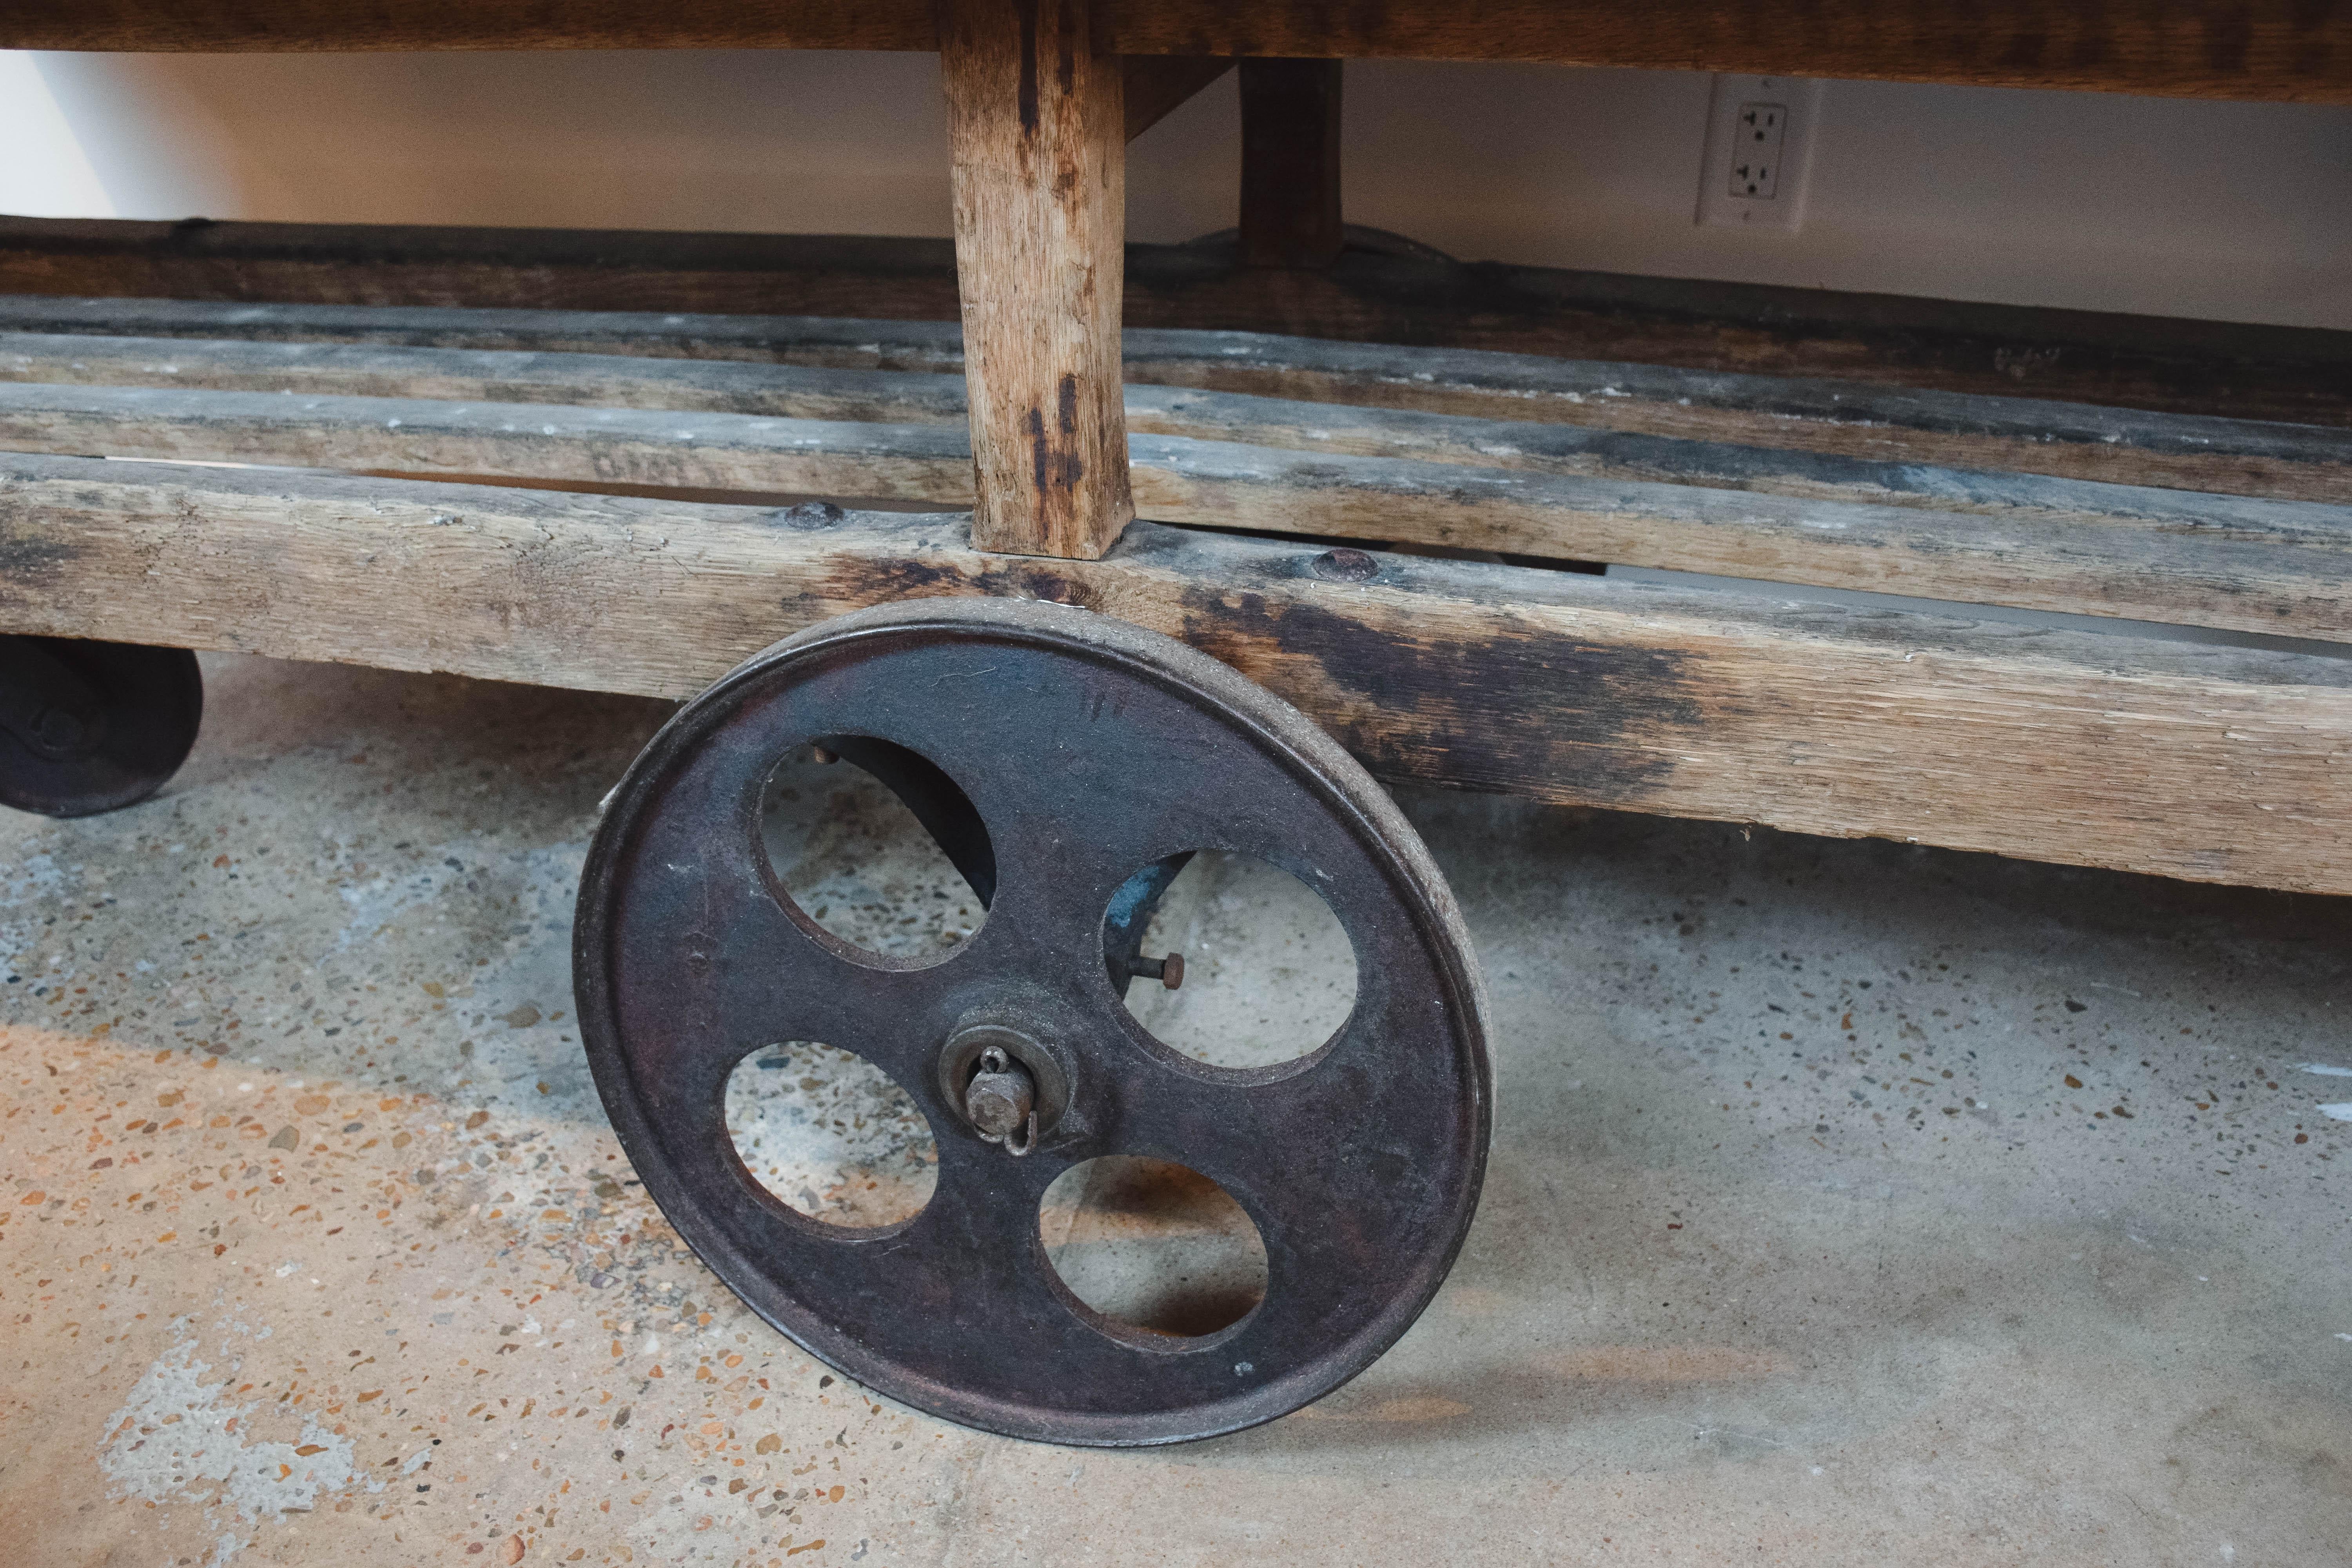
[573,599,1490,1446]
[0,637,203,818]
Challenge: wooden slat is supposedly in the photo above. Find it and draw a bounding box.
[1104,1,2352,105]
[3,454,2348,894]
[942,0,1135,559]
[13,330,2341,547]
[7,381,2349,643]
[0,384,972,505]
[9,1,2350,105]
[5,221,2347,429]
[4,298,2339,502]
[1111,332,2352,504]
[0,300,972,371]
[0,331,971,420]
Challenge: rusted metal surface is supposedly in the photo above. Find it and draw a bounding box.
[0,636,201,817]
[572,598,1491,1445]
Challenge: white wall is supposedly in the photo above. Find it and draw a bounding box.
[9,49,2350,328]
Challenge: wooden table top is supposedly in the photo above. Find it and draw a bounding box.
[4,1,2347,106]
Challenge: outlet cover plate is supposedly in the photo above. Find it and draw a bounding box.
[1695,74,1823,232]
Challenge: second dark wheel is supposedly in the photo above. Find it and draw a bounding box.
[0,637,204,818]
[572,599,1490,1445]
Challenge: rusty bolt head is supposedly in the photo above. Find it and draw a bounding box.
[775,500,845,529]
[1310,548,1378,583]
[964,1050,1036,1141]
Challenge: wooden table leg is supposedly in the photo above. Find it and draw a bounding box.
[1239,58,1344,270]
[941,0,1134,560]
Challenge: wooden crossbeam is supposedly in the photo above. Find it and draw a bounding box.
[2,381,2347,643]
[3,455,2348,893]
[1107,2,2352,105]
[7,2,2350,105]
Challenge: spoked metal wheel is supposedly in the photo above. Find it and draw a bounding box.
[0,637,203,817]
[573,600,1489,1445]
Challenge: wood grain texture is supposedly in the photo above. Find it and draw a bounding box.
[10,0,2348,104]
[7,380,2348,642]
[0,0,938,51]
[5,220,2347,429]
[1238,59,1345,270]
[1111,331,2352,504]
[10,298,2334,501]
[942,0,1135,558]
[3,454,2348,893]
[0,331,971,420]
[1123,56,1234,140]
[1106,0,2352,104]
[16,330,2339,550]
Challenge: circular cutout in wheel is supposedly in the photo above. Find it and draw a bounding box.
[0,637,203,818]
[573,600,1490,1446]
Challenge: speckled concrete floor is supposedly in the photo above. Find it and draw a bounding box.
[5,650,2350,1566]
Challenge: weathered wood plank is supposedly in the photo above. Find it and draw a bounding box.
[1111,332,2352,504]
[5,222,2345,430]
[942,0,1134,558]
[10,1,2350,105]
[7,381,2350,642]
[15,332,2345,556]
[0,0,938,52]
[0,383,972,504]
[1106,0,2352,105]
[2,454,2348,894]
[5,299,2339,502]
[1238,59,1345,270]
[0,332,973,422]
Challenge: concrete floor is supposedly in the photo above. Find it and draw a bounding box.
[6,650,2351,1566]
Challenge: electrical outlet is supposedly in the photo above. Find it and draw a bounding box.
[1695,74,1822,231]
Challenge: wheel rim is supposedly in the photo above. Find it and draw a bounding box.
[572,599,1489,1446]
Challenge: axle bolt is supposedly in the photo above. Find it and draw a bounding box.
[964,1045,1037,1156]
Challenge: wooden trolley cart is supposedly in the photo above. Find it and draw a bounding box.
[1,1,2348,1441]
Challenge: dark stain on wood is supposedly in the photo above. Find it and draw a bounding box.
[1016,0,1041,133]
[1026,377,1088,498]
[2205,6,2255,73]
[806,532,1707,805]
[1173,588,1705,802]
[1055,0,1078,98]
[0,514,83,599]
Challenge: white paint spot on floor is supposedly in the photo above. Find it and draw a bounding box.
[2299,1063,2352,1077]
[2318,1104,2352,1122]
[98,1319,363,1559]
